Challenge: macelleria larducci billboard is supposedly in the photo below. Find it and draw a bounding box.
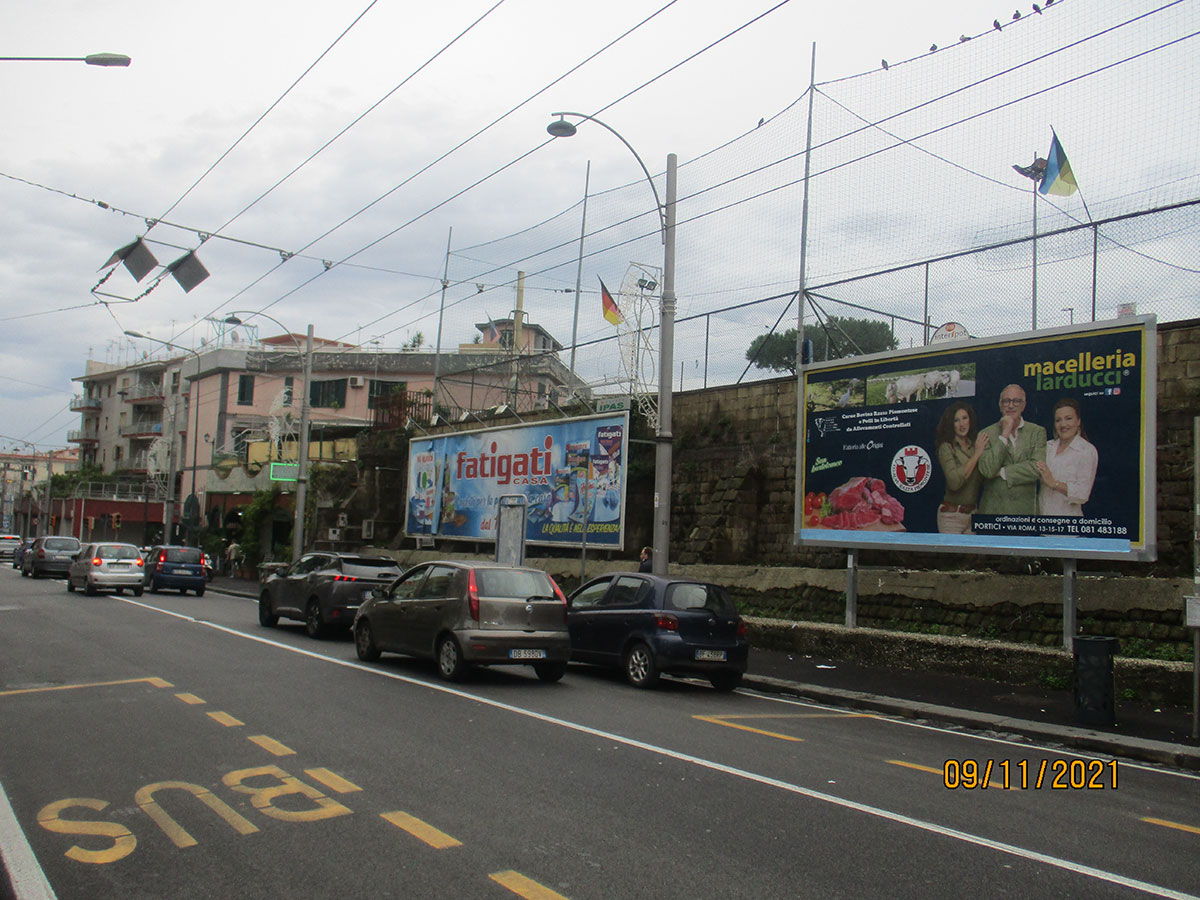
[798,317,1156,561]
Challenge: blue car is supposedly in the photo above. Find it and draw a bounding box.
[566,573,748,691]
[144,545,207,595]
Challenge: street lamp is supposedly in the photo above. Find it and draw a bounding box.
[0,53,131,66]
[124,330,200,543]
[547,112,677,576]
[224,313,314,562]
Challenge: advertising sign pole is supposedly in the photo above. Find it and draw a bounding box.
[1062,558,1077,650]
[845,549,858,627]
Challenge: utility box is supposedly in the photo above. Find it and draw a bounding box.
[1073,635,1118,727]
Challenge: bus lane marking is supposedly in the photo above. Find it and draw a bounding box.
[175,693,205,705]
[380,811,462,849]
[208,711,244,727]
[305,768,362,794]
[248,735,295,756]
[886,759,1017,790]
[0,677,172,698]
[490,869,571,900]
[1141,817,1200,836]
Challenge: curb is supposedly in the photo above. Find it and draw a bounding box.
[742,674,1200,772]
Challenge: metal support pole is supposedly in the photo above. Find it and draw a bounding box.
[703,314,709,388]
[651,153,677,576]
[794,43,818,543]
[1032,182,1039,330]
[846,549,858,628]
[163,388,180,542]
[432,227,452,414]
[569,162,591,382]
[1192,416,1199,739]
[923,263,930,344]
[1091,225,1099,322]
[292,326,314,562]
[1063,557,1077,649]
[42,451,53,534]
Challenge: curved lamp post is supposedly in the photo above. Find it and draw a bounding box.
[0,53,131,66]
[124,331,203,543]
[224,313,314,563]
[547,112,677,576]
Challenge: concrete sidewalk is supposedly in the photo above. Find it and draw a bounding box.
[206,576,1200,771]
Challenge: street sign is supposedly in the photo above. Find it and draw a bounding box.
[1186,596,1200,629]
[270,462,300,482]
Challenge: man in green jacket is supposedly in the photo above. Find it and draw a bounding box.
[978,384,1046,515]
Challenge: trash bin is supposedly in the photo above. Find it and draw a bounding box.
[1073,635,1118,727]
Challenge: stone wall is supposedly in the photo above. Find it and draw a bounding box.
[669,317,1200,577]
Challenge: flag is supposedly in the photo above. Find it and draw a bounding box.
[1039,131,1077,197]
[599,278,623,326]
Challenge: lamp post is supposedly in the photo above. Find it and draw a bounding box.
[224,313,314,562]
[0,53,131,66]
[124,331,202,543]
[547,112,677,576]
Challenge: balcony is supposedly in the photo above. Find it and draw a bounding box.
[120,419,165,439]
[67,430,99,445]
[123,383,165,403]
[70,394,102,412]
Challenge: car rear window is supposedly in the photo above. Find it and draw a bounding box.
[341,558,401,578]
[665,583,737,615]
[45,538,80,551]
[475,568,556,599]
[97,545,140,560]
[0,536,20,545]
[163,548,203,563]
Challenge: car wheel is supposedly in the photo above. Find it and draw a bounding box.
[354,619,381,662]
[84,581,97,596]
[258,593,278,628]
[133,585,144,597]
[66,577,75,593]
[115,588,124,595]
[305,599,326,639]
[436,635,467,682]
[196,586,205,597]
[709,671,742,692]
[533,661,568,683]
[624,642,659,689]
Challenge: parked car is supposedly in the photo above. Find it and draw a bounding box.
[144,545,207,595]
[21,536,82,578]
[259,552,404,638]
[11,539,34,569]
[353,561,571,683]
[566,573,748,691]
[0,534,22,561]
[66,542,146,596]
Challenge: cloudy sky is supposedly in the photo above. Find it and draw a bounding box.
[3,0,1196,452]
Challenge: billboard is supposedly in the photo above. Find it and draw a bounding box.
[798,317,1156,561]
[405,413,629,549]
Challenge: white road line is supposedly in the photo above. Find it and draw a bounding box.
[114,597,1200,900]
[0,779,56,900]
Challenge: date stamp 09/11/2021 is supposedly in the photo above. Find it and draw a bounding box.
[943,758,1118,790]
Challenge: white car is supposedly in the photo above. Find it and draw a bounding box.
[67,542,146,596]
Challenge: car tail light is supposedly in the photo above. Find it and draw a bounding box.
[467,568,480,622]
[736,618,746,638]
[37,548,46,558]
[92,557,103,567]
[334,575,358,582]
[653,613,678,632]
[156,551,166,572]
[548,576,567,606]
[136,558,145,568]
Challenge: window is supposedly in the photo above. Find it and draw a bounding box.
[604,575,650,609]
[237,374,255,406]
[310,379,348,408]
[569,578,612,610]
[171,371,180,393]
[114,446,123,462]
[368,380,406,409]
[665,583,736,614]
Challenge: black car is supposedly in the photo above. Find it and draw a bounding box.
[259,552,403,638]
[11,539,34,569]
[144,545,207,595]
[567,573,748,690]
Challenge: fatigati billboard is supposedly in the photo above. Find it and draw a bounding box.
[798,317,1156,561]
[405,413,629,548]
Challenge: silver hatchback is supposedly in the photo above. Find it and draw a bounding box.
[353,561,571,682]
[67,543,146,596]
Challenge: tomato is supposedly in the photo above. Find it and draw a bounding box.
[805,513,820,527]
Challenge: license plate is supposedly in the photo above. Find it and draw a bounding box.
[695,649,727,662]
[110,562,130,568]
[510,649,546,660]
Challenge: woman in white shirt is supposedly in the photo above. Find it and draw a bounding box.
[1037,397,1098,516]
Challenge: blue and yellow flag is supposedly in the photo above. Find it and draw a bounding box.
[1039,132,1077,196]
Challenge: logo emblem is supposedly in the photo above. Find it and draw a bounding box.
[890,445,931,493]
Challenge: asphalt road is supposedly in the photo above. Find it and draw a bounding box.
[2,568,1198,900]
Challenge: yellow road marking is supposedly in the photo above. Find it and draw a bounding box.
[705,713,875,720]
[175,693,205,705]
[380,811,462,849]
[1142,817,1200,835]
[248,735,295,756]
[887,759,1017,790]
[693,715,803,742]
[0,676,171,697]
[489,870,571,900]
[208,711,243,727]
[305,768,362,794]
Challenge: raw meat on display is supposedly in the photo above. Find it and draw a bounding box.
[822,476,905,530]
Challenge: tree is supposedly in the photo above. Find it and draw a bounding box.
[403,331,425,350]
[745,315,898,374]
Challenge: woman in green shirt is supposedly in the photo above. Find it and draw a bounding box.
[934,401,990,534]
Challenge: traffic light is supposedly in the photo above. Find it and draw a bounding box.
[86,516,95,532]
[113,512,122,529]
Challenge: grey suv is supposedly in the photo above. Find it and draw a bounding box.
[353,561,571,683]
[259,552,403,638]
[21,536,82,578]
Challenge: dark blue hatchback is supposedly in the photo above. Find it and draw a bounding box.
[145,545,207,595]
[566,573,748,690]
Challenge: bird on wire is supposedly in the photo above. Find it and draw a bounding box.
[1012,9,1022,19]
[881,58,889,69]
[993,18,1003,30]
[959,34,971,42]
[1032,3,1042,12]
[929,43,937,52]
